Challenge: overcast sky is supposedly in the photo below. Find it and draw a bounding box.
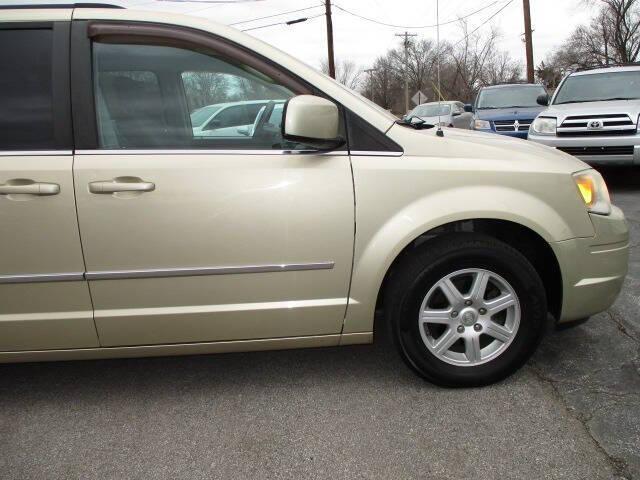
[22,0,597,72]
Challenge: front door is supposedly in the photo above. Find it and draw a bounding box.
[0,21,97,351]
[72,23,354,347]
[452,103,473,129]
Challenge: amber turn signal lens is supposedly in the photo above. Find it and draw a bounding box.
[575,175,595,207]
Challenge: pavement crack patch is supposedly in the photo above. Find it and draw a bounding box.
[606,309,640,345]
[528,365,634,479]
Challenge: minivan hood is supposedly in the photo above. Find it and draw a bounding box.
[386,123,588,174]
[540,99,640,124]
[475,106,545,121]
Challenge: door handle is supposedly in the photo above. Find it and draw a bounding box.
[0,181,60,196]
[88,178,155,194]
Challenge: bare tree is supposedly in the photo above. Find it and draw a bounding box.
[445,23,521,102]
[181,72,232,111]
[367,56,401,110]
[544,0,640,75]
[320,58,363,90]
[354,21,522,113]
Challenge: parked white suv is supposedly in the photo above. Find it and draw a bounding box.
[529,65,640,165]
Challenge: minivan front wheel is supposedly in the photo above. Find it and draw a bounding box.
[386,233,547,387]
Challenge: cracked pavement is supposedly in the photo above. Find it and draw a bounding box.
[530,166,640,480]
[0,167,638,480]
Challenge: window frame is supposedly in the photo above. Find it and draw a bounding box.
[0,21,72,152]
[72,20,315,151]
[71,20,400,154]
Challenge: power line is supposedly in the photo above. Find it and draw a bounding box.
[451,0,515,47]
[241,13,325,32]
[229,4,323,26]
[331,1,503,30]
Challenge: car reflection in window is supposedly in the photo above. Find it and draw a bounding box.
[192,100,285,139]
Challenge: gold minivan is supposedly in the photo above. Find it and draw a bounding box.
[0,4,629,386]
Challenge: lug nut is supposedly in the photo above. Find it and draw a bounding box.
[457,325,465,333]
[473,323,482,332]
[479,308,487,315]
[465,300,473,306]
[451,310,459,318]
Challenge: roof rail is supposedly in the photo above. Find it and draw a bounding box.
[574,62,640,72]
[0,3,124,9]
[484,81,541,87]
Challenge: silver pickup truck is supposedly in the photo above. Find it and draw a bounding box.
[529,65,640,165]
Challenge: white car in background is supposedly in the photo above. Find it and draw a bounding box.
[192,99,283,138]
[405,101,473,129]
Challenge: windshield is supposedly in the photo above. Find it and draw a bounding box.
[190,105,223,127]
[325,72,399,123]
[412,104,451,117]
[476,86,546,109]
[553,70,640,104]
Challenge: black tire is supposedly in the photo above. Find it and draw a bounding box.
[385,233,547,387]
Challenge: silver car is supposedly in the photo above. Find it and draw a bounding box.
[529,65,640,165]
[406,101,473,129]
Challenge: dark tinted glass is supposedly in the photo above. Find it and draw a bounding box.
[476,86,547,109]
[0,29,54,150]
[554,71,640,105]
[93,42,299,149]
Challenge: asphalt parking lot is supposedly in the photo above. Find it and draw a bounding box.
[0,167,638,480]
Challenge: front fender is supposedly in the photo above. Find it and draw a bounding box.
[343,182,594,334]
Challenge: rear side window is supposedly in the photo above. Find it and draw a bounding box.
[0,29,54,150]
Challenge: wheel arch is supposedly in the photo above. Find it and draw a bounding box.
[375,219,562,320]
[344,214,564,334]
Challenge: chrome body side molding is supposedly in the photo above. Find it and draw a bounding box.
[0,262,335,284]
[0,272,84,284]
[85,262,335,280]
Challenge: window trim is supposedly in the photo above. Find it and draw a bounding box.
[72,20,316,150]
[0,21,72,151]
[71,19,401,155]
[87,21,313,95]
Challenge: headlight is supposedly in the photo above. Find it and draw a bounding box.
[531,116,557,135]
[474,119,491,130]
[573,170,611,215]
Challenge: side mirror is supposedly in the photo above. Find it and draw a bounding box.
[236,126,250,136]
[452,111,462,117]
[464,104,474,113]
[282,95,344,150]
[537,93,550,106]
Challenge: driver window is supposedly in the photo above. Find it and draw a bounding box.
[93,41,305,150]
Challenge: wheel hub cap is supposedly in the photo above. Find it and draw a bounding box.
[461,309,477,327]
[418,268,521,367]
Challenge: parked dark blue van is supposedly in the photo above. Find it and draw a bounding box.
[465,83,548,139]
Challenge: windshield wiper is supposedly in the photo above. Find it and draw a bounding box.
[395,115,435,130]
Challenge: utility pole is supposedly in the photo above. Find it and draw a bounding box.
[395,31,417,114]
[363,68,376,100]
[325,0,336,79]
[523,0,534,83]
